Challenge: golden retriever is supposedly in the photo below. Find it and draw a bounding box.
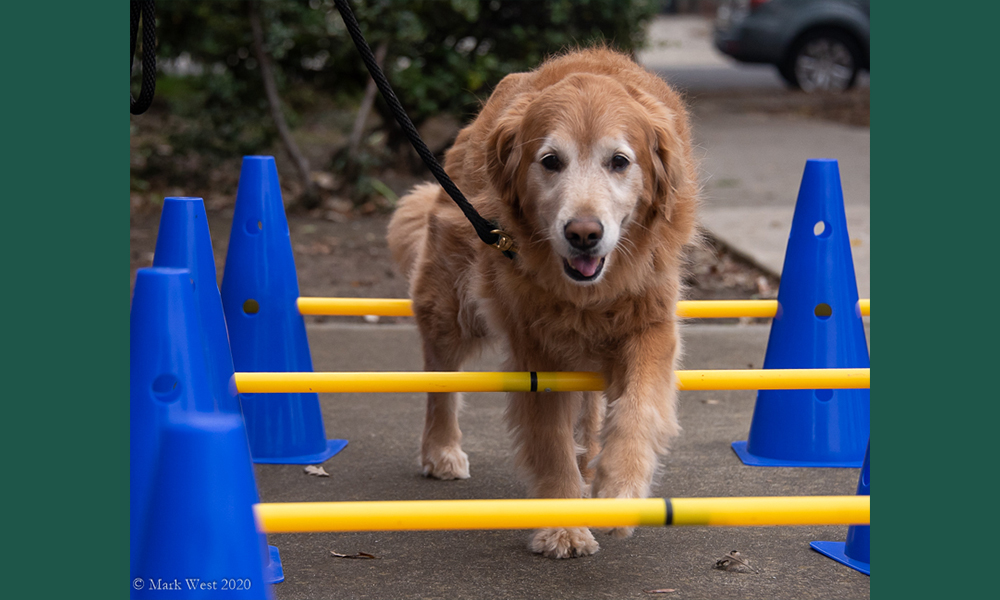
[387,47,698,558]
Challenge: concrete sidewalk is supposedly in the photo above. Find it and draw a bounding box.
[257,323,869,600]
[638,16,871,299]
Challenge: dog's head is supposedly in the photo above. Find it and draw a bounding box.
[486,72,693,287]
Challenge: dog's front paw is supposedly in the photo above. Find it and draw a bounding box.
[529,527,599,559]
[420,445,470,480]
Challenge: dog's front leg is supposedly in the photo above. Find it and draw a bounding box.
[591,325,681,538]
[507,390,599,558]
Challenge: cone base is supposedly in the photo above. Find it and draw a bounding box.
[252,438,348,465]
[810,541,870,575]
[731,441,864,468]
[264,545,284,584]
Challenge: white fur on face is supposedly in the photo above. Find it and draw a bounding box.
[526,134,645,284]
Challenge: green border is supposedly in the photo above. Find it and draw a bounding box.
[876,2,896,595]
[5,1,121,595]
[877,2,993,598]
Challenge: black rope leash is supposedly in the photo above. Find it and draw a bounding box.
[332,0,516,259]
[130,0,157,115]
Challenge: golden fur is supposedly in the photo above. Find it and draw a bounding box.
[387,48,699,558]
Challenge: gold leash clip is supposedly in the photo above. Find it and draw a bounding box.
[490,229,517,254]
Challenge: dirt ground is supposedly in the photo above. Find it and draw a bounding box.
[129,85,869,322]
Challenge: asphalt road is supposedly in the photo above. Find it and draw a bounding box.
[650,63,869,96]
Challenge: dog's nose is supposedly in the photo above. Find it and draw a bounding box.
[564,218,604,250]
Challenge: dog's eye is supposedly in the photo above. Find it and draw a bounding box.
[540,154,563,172]
[610,154,630,172]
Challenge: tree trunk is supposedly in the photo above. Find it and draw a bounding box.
[249,1,318,209]
[348,41,389,155]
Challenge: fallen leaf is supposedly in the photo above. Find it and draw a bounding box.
[714,550,758,574]
[643,589,676,594]
[330,551,378,559]
[304,465,330,477]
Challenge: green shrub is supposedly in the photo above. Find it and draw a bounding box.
[142,0,661,179]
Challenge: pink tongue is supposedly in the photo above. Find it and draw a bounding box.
[570,256,601,277]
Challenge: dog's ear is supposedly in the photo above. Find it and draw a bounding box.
[485,89,536,206]
[648,108,695,223]
[480,79,536,205]
[629,89,695,223]
[486,111,521,198]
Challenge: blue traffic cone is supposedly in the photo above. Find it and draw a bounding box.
[221,156,347,464]
[152,197,241,414]
[811,440,871,575]
[133,413,273,599]
[130,267,213,579]
[732,159,870,467]
[150,197,285,582]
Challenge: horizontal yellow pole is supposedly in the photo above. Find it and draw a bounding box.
[669,496,869,526]
[678,299,779,318]
[235,371,601,394]
[234,368,869,394]
[297,297,871,319]
[254,496,868,533]
[678,368,869,391]
[298,297,415,317]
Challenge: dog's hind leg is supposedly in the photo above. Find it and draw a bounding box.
[418,332,477,480]
[403,205,486,480]
[508,389,600,558]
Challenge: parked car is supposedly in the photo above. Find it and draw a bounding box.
[713,0,870,92]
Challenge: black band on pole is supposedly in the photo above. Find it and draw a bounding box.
[664,498,674,526]
[530,372,538,392]
[332,0,515,260]
[130,0,157,115]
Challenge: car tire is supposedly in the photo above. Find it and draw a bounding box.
[780,29,863,93]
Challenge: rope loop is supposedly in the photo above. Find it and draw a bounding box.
[130,0,157,115]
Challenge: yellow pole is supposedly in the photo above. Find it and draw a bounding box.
[669,496,869,526]
[297,297,871,318]
[677,368,869,391]
[234,368,869,394]
[676,299,779,318]
[298,297,415,317]
[254,496,868,533]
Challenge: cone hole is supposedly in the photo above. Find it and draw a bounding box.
[813,220,832,238]
[814,303,832,319]
[243,299,260,315]
[152,374,181,403]
[815,388,833,402]
[861,468,869,488]
[245,218,263,235]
